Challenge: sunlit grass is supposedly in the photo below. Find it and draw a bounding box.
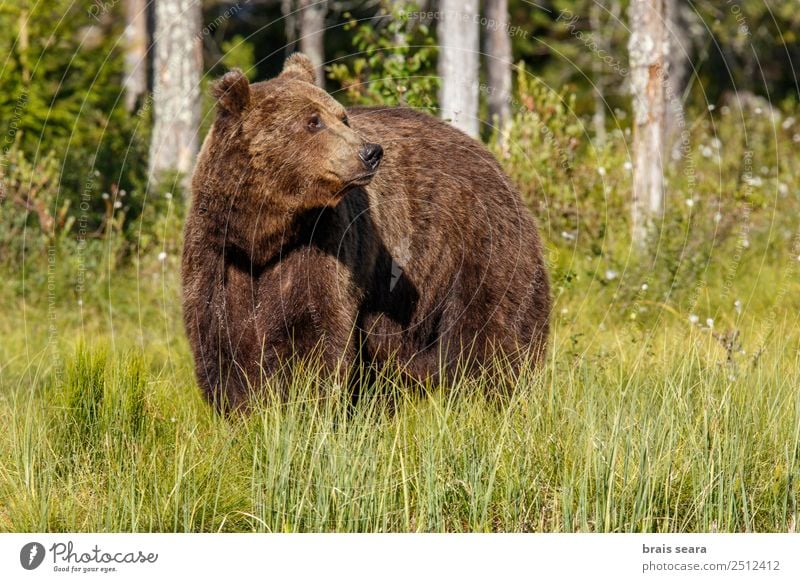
[1,286,797,532]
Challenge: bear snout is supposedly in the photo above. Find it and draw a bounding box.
[359,143,384,172]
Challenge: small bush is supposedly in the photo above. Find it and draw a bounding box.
[328,2,439,110]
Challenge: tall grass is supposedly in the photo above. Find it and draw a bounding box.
[1,317,797,532]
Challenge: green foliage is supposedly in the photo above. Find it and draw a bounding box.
[327,2,439,109]
[490,64,596,230]
[623,99,800,319]
[221,35,257,80]
[506,0,799,123]
[0,148,67,264]
[691,0,800,99]
[490,63,800,324]
[0,1,148,268]
[515,0,630,116]
[488,64,629,298]
[132,171,186,274]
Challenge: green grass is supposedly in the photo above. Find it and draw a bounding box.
[1,263,798,533]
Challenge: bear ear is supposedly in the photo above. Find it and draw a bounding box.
[279,53,316,85]
[211,69,250,117]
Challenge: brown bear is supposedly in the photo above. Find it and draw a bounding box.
[182,53,550,412]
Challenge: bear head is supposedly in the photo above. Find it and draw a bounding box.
[197,53,383,216]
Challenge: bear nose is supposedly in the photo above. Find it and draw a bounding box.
[359,143,383,172]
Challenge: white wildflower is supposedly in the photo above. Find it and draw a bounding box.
[158,251,167,262]
[688,314,699,324]
[706,318,714,328]
[597,166,606,176]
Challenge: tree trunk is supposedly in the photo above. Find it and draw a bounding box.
[149,0,202,188]
[123,0,148,112]
[628,0,668,247]
[299,0,327,87]
[437,0,479,138]
[666,0,695,159]
[590,2,607,145]
[281,0,298,57]
[485,0,512,135]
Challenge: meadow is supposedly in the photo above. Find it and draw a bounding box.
[1,251,798,532]
[1,81,799,533]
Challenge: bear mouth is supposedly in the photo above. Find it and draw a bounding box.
[344,171,377,188]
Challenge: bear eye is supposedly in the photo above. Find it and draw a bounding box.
[307,113,324,133]
[341,115,350,127]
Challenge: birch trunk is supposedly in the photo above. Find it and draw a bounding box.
[299,0,327,87]
[666,0,692,156]
[590,2,607,145]
[437,0,479,138]
[281,0,298,56]
[149,0,202,187]
[485,0,512,134]
[123,0,148,112]
[628,0,668,246]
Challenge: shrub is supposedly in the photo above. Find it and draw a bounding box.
[327,2,439,110]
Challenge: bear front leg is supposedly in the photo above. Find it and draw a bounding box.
[255,253,360,398]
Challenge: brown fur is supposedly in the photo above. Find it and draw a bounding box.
[182,54,550,412]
